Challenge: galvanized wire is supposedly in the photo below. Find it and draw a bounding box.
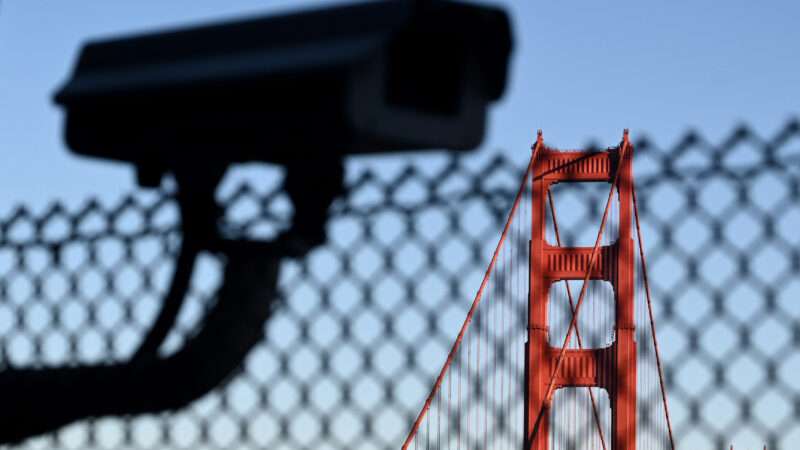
[0,119,798,449]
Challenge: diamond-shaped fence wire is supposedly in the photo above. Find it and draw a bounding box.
[1,120,799,449]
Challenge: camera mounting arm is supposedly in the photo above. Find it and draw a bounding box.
[0,0,512,442]
[0,153,343,443]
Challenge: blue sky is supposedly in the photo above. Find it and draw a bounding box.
[1,0,799,212]
[1,1,799,449]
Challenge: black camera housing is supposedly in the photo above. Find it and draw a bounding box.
[54,0,513,178]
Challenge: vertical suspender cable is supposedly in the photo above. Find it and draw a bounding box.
[504,241,508,449]
[457,343,461,450]
[632,183,676,450]
[440,374,444,450]
[492,263,497,450]
[448,364,451,450]
[478,285,483,449]
[468,326,472,450]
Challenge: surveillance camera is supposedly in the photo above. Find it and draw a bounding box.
[54,0,513,180]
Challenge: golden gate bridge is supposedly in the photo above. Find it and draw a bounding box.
[402,131,676,450]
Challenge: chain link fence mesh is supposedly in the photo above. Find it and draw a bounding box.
[1,120,799,449]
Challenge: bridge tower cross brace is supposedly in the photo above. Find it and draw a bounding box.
[524,140,637,450]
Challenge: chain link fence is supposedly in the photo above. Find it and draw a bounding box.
[1,120,799,449]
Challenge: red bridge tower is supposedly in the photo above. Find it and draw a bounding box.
[525,134,636,450]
